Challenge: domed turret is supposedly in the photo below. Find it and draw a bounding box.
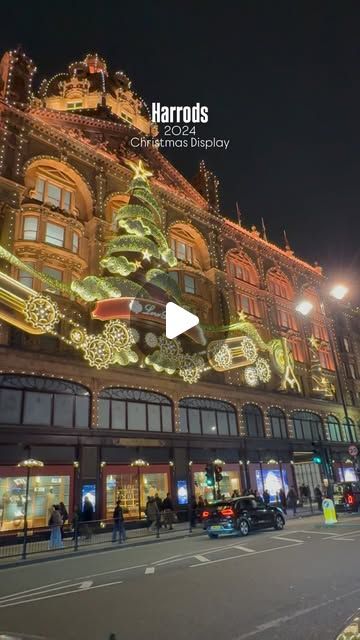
[37,53,153,134]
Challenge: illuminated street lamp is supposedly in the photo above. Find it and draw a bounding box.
[130,459,149,520]
[329,284,349,301]
[295,299,313,316]
[17,458,44,559]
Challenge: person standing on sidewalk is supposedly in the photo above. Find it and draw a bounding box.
[145,496,160,533]
[112,500,126,543]
[48,505,63,550]
[287,486,298,516]
[314,486,323,511]
[162,492,174,530]
[279,488,287,514]
[82,496,94,539]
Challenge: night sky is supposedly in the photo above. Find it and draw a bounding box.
[3,2,360,290]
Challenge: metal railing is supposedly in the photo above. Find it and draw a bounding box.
[0,509,200,561]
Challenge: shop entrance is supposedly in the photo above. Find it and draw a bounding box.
[293,455,322,500]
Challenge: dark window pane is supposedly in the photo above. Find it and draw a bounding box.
[53,395,73,427]
[179,408,188,433]
[75,396,89,428]
[23,392,51,425]
[188,408,201,434]
[217,412,229,435]
[202,410,217,435]
[98,398,110,429]
[229,413,238,435]
[0,389,22,424]
[111,400,126,430]
[148,404,161,431]
[161,406,173,432]
[128,403,146,430]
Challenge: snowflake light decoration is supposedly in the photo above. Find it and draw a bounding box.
[158,335,183,360]
[244,366,259,387]
[70,327,87,347]
[242,336,258,363]
[255,357,272,383]
[83,335,112,369]
[179,354,204,384]
[103,319,133,349]
[145,332,158,348]
[24,295,60,332]
[213,343,232,369]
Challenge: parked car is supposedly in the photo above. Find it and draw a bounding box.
[333,481,360,513]
[202,496,285,538]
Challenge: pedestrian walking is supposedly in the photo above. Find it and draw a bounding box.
[112,500,126,543]
[145,496,160,533]
[314,486,323,511]
[263,489,270,506]
[72,504,81,540]
[48,505,63,549]
[279,488,287,514]
[59,501,68,539]
[154,493,163,526]
[162,492,174,530]
[82,496,94,539]
[287,486,298,516]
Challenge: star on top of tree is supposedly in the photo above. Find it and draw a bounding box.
[308,334,320,350]
[237,310,247,322]
[125,159,153,181]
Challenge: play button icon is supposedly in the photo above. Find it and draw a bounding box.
[165,302,199,339]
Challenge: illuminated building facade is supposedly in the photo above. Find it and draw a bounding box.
[0,47,359,530]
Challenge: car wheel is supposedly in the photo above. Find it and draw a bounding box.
[238,519,250,537]
[274,514,285,530]
[208,533,218,539]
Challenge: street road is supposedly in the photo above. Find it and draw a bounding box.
[0,515,359,640]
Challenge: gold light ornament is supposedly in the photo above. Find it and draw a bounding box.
[124,159,153,181]
[179,354,204,384]
[70,327,87,347]
[103,319,133,349]
[83,335,113,369]
[244,366,259,387]
[24,295,60,332]
[255,357,272,383]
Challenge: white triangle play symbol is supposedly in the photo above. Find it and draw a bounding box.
[165,302,199,339]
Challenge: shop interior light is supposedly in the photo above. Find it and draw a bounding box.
[213,458,225,465]
[17,458,44,468]
[330,284,349,300]
[295,300,314,316]
[131,458,149,467]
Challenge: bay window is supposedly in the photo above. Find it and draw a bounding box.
[171,237,193,263]
[45,222,65,247]
[236,293,260,318]
[23,216,38,241]
[34,177,72,212]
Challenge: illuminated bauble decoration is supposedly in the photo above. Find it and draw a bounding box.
[241,337,258,363]
[255,357,272,383]
[145,332,158,348]
[179,354,204,384]
[24,295,60,332]
[83,335,112,369]
[70,327,87,347]
[158,335,183,360]
[244,366,259,387]
[130,328,140,343]
[103,319,133,349]
[213,343,232,369]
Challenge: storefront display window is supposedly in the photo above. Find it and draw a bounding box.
[193,466,241,502]
[0,474,70,531]
[255,468,289,502]
[339,467,357,482]
[105,467,169,520]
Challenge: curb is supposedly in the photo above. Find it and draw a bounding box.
[0,529,203,570]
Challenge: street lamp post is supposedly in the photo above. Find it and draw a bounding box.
[17,458,44,559]
[295,283,354,483]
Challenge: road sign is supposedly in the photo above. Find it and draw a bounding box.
[348,445,358,457]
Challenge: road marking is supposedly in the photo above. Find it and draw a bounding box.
[0,581,91,604]
[0,580,122,608]
[189,542,302,568]
[327,537,355,541]
[78,563,147,580]
[232,545,255,553]
[271,536,304,544]
[194,555,209,563]
[294,529,338,536]
[145,567,155,574]
[153,554,181,565]
[231,584,360,639]
[153,541,245,566]
[0,580,70,602]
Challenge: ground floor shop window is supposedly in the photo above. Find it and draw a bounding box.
[105,467,169,520]
[293,462,322,499]
[255,467,289,502]
[338,467,357,482]
[0,473,70,531]
[192,465,241,502]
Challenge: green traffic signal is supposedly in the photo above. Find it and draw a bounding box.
[312,453,322,464]
[206,477,215,487]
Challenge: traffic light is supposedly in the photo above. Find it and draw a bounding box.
[312,449,322,465]
[205,463,215,487]
[214,465,223,483]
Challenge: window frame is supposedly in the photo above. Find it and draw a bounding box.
[98,388,174,432]
[268,407,288,438]
[22,216,39,241]
[179,397,238,436]
[45,222,65,248]
[292,411,324,441]
[243,404,265,438]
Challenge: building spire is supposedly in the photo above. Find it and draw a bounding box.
[283,230,294,255]
[261,217,268,241]
[236,202,242,226]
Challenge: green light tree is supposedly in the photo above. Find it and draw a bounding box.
[71,160,181,303]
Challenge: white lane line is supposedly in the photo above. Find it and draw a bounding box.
[145,567,155,574]
[232,545,256,553]
[327,537,355,541]
[294,529,338,536]
[154,542,245,566]
[271,536,304,544]
[194,555,209,563]
[0,581,123,608]
[153,554,182,565]
[0,580,70,602]
[78,563,147,580]
[189,542,302,568]
[0,581,92,604]
[231,584,360,639]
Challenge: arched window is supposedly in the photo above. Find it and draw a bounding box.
[268,407,288,438]
[243,404,264,438]
[267,269,293,300]
[326,415,342,442]
[169,224,210,271]
[227,251,259,286]
[292,411,323,441]
[98,388,173,432]
[179,398,238,436]
[342,417,357,443]
[0,375,90,428]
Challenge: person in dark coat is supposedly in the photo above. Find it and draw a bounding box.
[81,496,94,539]
[314,486,323,511]
[279,488,287,514]
[112,500,126,543]
[59,501,68,539]
[162,493,174,530]
[263,489,270,506]
[287,487,298,516]
[71,504,81,540]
